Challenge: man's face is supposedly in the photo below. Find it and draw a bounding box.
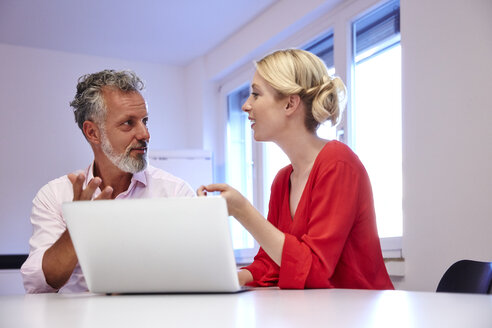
[99,88,150,173]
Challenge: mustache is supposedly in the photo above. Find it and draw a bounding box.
[132,141,148,149]
[126,141,148,153]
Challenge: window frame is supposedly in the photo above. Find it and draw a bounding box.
[350,0,402,253]
[219,68,260,264]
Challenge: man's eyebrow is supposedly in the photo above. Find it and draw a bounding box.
[117,114,146,122]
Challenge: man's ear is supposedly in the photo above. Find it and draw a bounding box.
[82,121,101,145]
[285,94,302,116]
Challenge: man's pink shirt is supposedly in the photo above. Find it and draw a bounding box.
[20,163,195,293]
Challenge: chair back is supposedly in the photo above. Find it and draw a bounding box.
[436,260,492,294]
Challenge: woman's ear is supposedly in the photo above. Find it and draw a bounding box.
[285,94,302,116]
[83,121,102,145]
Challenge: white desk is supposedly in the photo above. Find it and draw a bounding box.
[1,288,491,327]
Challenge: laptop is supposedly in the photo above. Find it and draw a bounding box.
[63,196,243,293]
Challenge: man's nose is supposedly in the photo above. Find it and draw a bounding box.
[136,122,150,141]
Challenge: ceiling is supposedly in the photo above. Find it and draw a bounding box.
[0,0,277,66]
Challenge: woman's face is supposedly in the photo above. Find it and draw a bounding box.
[242,71,288,142]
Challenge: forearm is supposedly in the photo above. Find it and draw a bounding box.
[42,229,78,290]
[197,184,286,266]
[235,203,285,266]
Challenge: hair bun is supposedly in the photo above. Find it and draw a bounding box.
[311,76,347,126]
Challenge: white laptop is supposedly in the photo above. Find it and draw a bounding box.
[63,196,243,294]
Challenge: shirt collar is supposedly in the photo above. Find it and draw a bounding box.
[84,162,95,188]
[132,168,147,187]
[84,162,148,189]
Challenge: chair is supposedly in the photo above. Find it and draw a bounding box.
[436,260,492,294]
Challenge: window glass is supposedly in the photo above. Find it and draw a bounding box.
[352,0,402,237]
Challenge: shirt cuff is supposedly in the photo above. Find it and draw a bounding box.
[278,234,312,289]
[20,249,58,293]
[240,264,263,284]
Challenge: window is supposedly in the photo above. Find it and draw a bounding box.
[223,0,403,263]
[226,86,257,262]
[351,0,402,239]
[305,33,339,142]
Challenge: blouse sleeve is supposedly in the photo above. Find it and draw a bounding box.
[278,161,361,289]
[241,247,279,287]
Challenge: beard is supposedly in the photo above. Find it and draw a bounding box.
[100,130,148,174]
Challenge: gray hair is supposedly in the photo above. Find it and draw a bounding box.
[69,69,144,133]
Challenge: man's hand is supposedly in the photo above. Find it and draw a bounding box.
[42,173,113,290]
[67,173,113,201]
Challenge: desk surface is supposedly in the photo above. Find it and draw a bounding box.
[1,288,491,328]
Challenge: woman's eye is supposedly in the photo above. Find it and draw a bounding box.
[251,92,259,99]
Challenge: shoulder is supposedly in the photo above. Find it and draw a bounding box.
[318,141,364,171]
[276,165,292,179]
[310,141,369,185]
[34,170,82,206]
[270,164,292,192]
[143,165,195,196]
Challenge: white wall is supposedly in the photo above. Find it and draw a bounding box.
[0,270,24,295]
[0,43,187,254]
[399,0,492,291]
[185,0,492,291]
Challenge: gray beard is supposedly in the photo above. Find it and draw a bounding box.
[100,130,147,174]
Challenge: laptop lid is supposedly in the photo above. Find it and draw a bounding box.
[63,196,242,293]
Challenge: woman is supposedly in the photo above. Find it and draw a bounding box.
[198,49,393,290]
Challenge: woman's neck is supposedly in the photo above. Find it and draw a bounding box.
[276,132,327,174]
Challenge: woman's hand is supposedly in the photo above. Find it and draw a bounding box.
[238,269,253,286]
[198,183,285,266]
[197,183,250,219]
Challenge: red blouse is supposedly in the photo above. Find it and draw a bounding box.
[243,141,394,289]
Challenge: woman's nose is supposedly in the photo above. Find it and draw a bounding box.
[242,100,251,112]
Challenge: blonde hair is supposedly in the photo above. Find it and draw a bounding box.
[256,49,347,132]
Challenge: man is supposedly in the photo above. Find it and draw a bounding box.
[21,70,195,293]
